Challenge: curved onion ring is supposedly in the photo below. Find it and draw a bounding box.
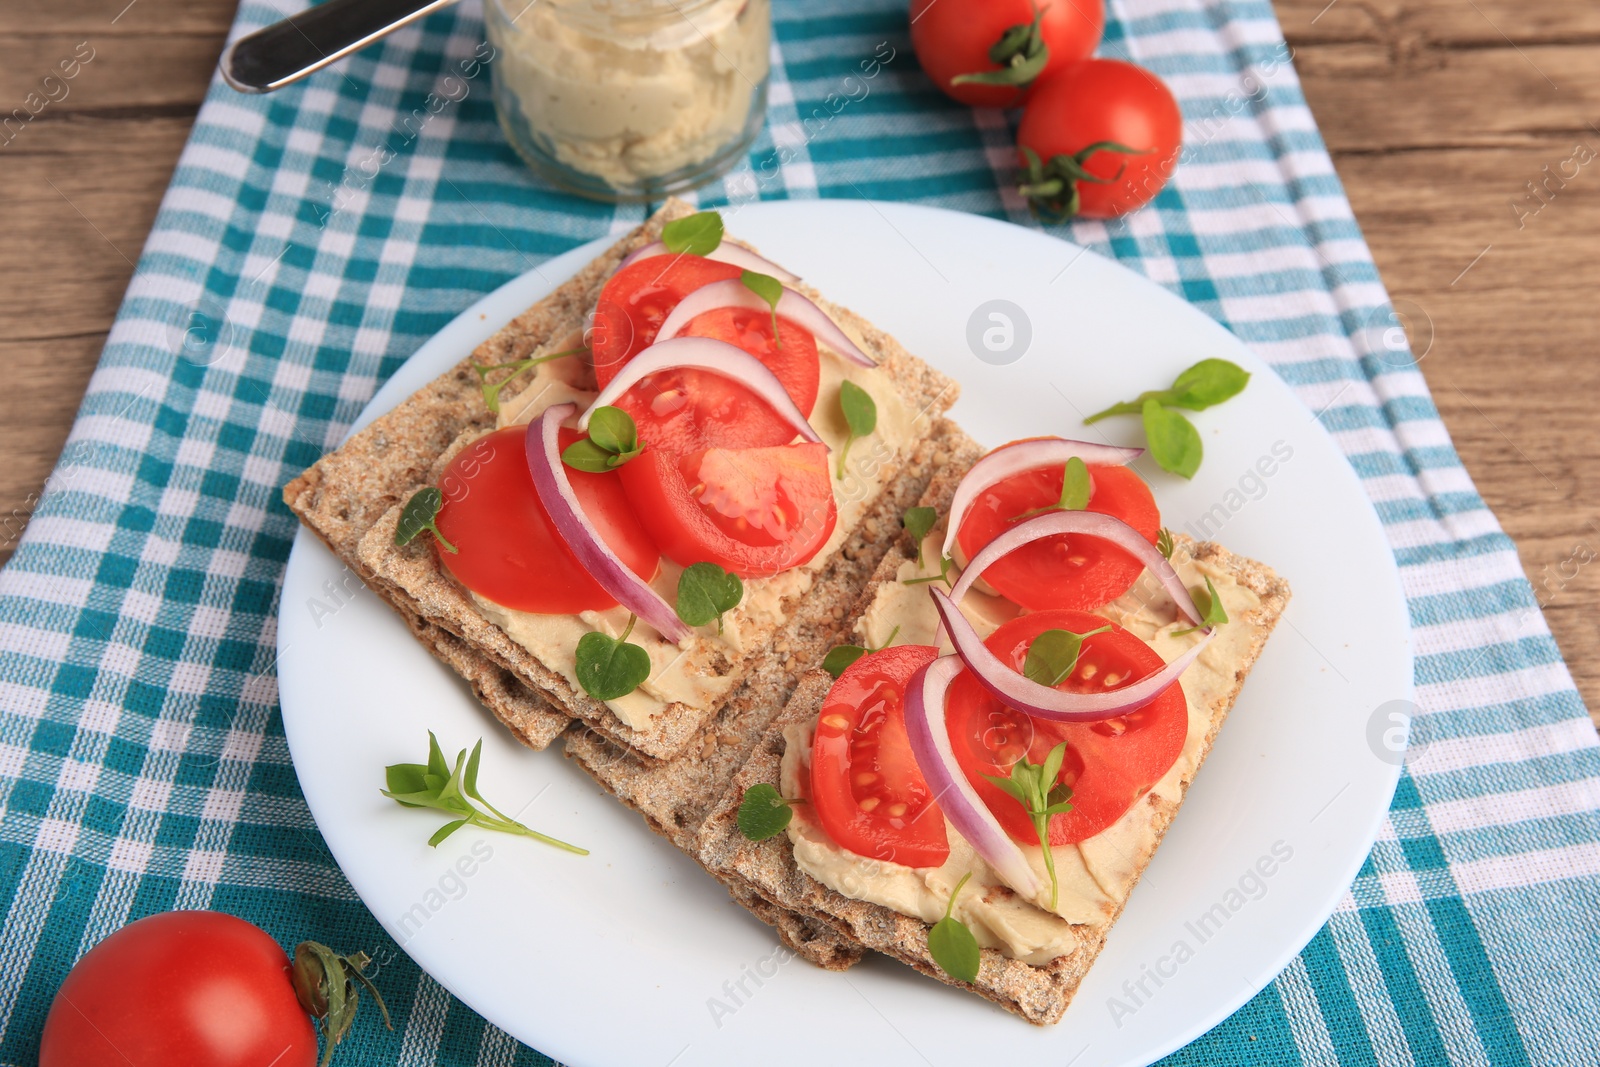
[950,510,1203,627]
[930,586,1212,722]
[579,337,823,445]
[904,654,1043,899]
[525,402,690,644]
[617,240,801,283]
[940,438,1144,561]
[654,279,877,368]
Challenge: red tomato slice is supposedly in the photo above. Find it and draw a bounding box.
[595,254,823,453]
[611,306,822,455]
[591,253,743,385]
[618,443,837,577]
[811,644,950,867]
[955,462,1159,611]
[433,425,659,614]
[945,610,1188,845]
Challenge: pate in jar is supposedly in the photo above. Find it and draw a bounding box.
[485,0,771,201]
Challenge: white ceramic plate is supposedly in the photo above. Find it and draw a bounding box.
[279,201,1410,1067]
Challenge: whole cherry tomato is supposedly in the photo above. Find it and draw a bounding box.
[1016,58,1184,220]
[910,0,1104,109]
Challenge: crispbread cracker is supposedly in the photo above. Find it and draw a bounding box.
[699,538,1291,1024]
[288,198,958,762]
[561,421,982,966]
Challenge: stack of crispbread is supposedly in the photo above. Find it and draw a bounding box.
[284,199,1290,1021]
[284,199,961,964]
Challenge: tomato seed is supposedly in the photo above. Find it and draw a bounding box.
[822,713,850,730]
[855,772,878,786]
[1102,673,1123,687]
[886,802,908,817]
[859,796,880,812]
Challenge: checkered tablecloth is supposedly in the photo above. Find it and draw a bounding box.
[3,0,1598,1062]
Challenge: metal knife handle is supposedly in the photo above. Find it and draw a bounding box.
[221,0,462,93]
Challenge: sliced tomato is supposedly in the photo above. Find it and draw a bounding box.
[945,610,1188,845]
[433,425,659,614]
[955,461,1159,611]
[618,442,836,577]
[591,253,743,385]
[596,255,823,453]
[611,306,821,455]
[811,645,949,867]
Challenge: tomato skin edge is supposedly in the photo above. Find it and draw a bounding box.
[809,644,950,869]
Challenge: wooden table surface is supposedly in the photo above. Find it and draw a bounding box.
[4,0,1597,727]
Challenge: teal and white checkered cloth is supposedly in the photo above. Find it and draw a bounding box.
[3,0,1597,1062]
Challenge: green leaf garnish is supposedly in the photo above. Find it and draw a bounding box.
[474,347,584,415]
[740,269,784,347]
[1156,527,1175,560]
[1079,360,1248,479]
[394,487,457,554]
[573,614,651,701]
[382,734,587,855]
[835,380,877,480]
[676,562,744,632]
[927,871,981,983]
[1083,359,1250,423]
[737,783,796,841]
[822,645,868,678]
[561,406,642,472]
[902,505,938,564]
[902,554,954,588]
[660,210,724,256]
[1141,398,1203,479]
[822,625,901,679]
[1014,456,1092,520]
[1174,575,1229,636]
[983,741,1073,910]
[1022,624,1112,687]
[587,405,638,455]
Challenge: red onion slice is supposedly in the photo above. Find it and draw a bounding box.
[940,438,1144,561]
[579,337,823,446]
[654,279,878,368]
[617,240,801,284]
[525,402,690,644]
[950,510,1204,627]
[904,655,1043,899]
[930,586,1212,722]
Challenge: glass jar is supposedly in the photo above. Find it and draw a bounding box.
[484,0,771,202]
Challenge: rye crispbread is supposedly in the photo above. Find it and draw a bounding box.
[286,198,957,763]
[698,536,1291,1025]
[561,423,984,969]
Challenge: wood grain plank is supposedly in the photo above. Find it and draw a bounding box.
[0,34,221,119]
[1291,44,1600,150]
[2,0,232,36]
[1276,0,1600,46]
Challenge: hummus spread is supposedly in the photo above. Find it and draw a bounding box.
[490,0,770,188]
[784,530,1263,963]
[473,312,915,732]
